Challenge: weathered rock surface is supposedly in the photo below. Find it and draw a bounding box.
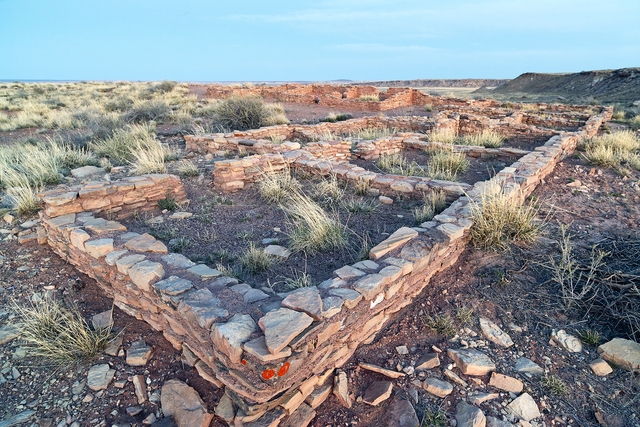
[423,377,453,398]
[456,401,485,427]
[362,381,393,406]
[470,392,500,405]
[489,372,523,393]
[506,393,541,422]
[448,348,496,376]
[264,245,291,259]
[0,410,36,427]
[210,314,256,363]
[387,398,419,427]
[281,287,323,320]
[589,358,613,376]
[214,393,235,423]
[161,379,213,427]
[0,324,20,345]
[598,338,640,372]
[280,403,315,427]
[479,317,514,348]
[333,370,352,408]
[87,364,115,391]
[359,362,405,379]
[551,329,582,353]
[259,308,314,354]
[126,340,153,366]
[515,357,544,376]
[369,227,418,260]
[415,353,440,370]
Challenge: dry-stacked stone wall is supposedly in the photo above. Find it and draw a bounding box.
[38,105,612,427]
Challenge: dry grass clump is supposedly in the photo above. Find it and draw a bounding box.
[282,271,314,290]
[423,313,457,337]
[426,149,469,181]
[313,174,344,204]
[176,159,200,177]
[214,96,289,131]
[426,128,457,144]
[90,123,158,164]
[629,115,640,130]
[11,295,115,363]
[283,191,347,254]
[358,94,379,102]
[469,181,542,251]
[458,130,505,148]
[240,243,277,273]
[258,169,301,204]
[341,197,379,214]
[376,152,428,177]
[413,189,447,224]
[581,130,640,172]
[352,127,397,140]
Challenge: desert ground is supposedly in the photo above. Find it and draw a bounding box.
[0,79,639,427]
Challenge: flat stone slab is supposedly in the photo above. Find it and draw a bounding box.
[211,314,256,363]
[116,254,146,274]
[187,264,222,279]
[280,403,315,427]
[359,363,405,379]
[178,289,228,330]
[71,165,103,178]
[84,219,127,234]
[589,358,613,376]
[243,336,291,362]
[162,253,196,269]
[124,233,168,253]
[243,288,270,303]
[334,265,365,280]
[91,310,113,330]
[170,212,193,219]
[258,308,314,354]
[321,296,344,318]
[352,274,386,300]
[126,340,153,366]
[0,324,20,345]
[423,377,453,398]
[328,288,362,308]
[515,357,544,376]
[264,245,291,259]
[85,238,114,259]
[128,260,165,292]
[281,287,323,320]
[105,249,128,266]
[447,348,496,376]
[333,370,352,408]
[153,276,194,297]
[87,364,115,391]
[416,353,440,370]
[470,392,500,405]
[506,393,541,422]
[479,318,514,348]
[369,227,418,260]
[352,260,379,270]
[362,381,393,406]
[598,338,640,372]
[161,379,213,427]
[489,372,523,393]
[387,398,419,427]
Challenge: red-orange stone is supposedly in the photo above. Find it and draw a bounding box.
[277,362,290,377]
[261,369,275,380]
[241,359,247,365]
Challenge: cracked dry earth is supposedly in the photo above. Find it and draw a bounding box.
[1,127,640,427]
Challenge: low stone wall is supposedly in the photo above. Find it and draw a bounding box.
[37,106,612,427]
[38,174,188,220]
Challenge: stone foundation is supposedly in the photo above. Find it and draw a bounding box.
[37,102,612,427]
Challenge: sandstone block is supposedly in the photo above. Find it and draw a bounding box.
[85,238,114,259]
[447,348,496,376]
[258,308,314,355]
[210,314,257,363]
[128,260,165,292]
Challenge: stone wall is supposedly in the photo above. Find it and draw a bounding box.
[38,174,188,220]
[37,106,612,427]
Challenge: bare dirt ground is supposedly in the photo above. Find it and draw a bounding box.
[1,98,639,427]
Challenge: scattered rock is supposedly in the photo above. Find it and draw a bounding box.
[104,334,124,357]
[423,378,453,398]
[333,370,352,408]
[589,358,613,376]
[470,392,500,405]
[395,345,409,355]
[126,406,143,416]
[506,393,541,422]
[132,374,148,403]
[456,401,485,427]
[551,329,583,353]
[126,340,153,366]
[264,245,291,259]
[379,196,393,204]
[142,414,157,425]
[87,364,115,391]
[91,310,113,330]
[486,416,516,427]
[479,318,514,348]
[359,363,405,379]
[0,410,36,427]
[447,348,496,376]
[362,381,393,406]
[214,393,236,423]
[598,338,640,372]
[387,398,419,427]
[161,379,213,427]
[306,382,333,409]
[170,212,193,219]
[0,324,20,345]
[489,372,523,393]
[71,165,103,178]
[415,353,440,370]
[515,357,544,376]
[444,369,468,387]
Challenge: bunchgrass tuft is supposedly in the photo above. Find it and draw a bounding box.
[376,152,428,177]
[469,181,542,251]
[240,243,276,273]
[283,270,314,290]
[258,169,301,204]
[427,149,469,181]
[11,295,115,363]
[458,130,505,148]
[427,128,457,144]
[352,127,397,140]
[578,328,601,346]
[341,197,379,214]
[541,374,567,396]
[413,189,447,224]
[314,175,344,204]
[423,313,456,337]
[582,130,640,171]
[284,192,348,254]
[176,159,200,177]
[214,96,288,131]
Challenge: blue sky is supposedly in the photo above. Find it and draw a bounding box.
[1,0,638,81]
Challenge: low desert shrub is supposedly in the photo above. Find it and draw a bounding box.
[11,295,115,363]
[214,96,288,131]
[284,192,347,254]
[582,130,640,171]
[469,181,541,251]
[123,99,171,123]
[158,194,179,211]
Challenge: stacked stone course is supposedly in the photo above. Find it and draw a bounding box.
[37,100,612,427]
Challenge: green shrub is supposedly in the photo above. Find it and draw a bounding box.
[214,96,289,131]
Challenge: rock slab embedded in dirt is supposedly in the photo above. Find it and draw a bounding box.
[280,403,316,427]
[359,362,405,379]
[387,398,419,427]
[514,357,544,376]
[448,348,496,376]
[71,165,103,178]
[589,358,613,376]
[415,353,440,370]
[362,381,393,406]
[423,377,453,398]
[264,245,291,259]
[333,370,352,408]
[598,338,640,372]
[0,324,20,345]
[0,410,36,427]
[456,401,485,427]
[488,372,523,393]
[126,340,153,366]
[214,393,235,423]
[551,329,582,353]
[161,379,213,427]
[479,317,514,348]
[259,308,314,354]
[87,364,115,391]
[506,393,541,422]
